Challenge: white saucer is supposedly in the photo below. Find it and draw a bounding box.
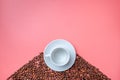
[44,39,76,72]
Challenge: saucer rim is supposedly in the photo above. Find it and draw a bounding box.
[43,39,76,71]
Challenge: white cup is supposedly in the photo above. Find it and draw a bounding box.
[45,47,70,66]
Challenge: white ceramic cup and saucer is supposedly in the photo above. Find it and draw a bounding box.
[44,39,76,72]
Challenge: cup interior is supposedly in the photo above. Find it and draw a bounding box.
[51,48,70,66]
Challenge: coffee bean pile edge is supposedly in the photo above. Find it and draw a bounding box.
[7,52,110,80]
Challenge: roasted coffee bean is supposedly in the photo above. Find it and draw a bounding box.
[7,52,110,80]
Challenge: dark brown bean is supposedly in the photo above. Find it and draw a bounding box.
[7,52,110,80]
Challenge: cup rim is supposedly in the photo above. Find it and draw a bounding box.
[50,47,70,66]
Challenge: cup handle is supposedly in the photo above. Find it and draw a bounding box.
[45,54,50,58]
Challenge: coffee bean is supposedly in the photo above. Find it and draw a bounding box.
[7,52,110,80]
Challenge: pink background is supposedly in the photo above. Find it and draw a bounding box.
[0,0,120,80]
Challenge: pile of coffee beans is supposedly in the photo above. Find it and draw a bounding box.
[8,52,110,80]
